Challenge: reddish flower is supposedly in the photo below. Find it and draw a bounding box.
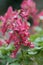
[21,0,38,17]
[29,42,34,48]
[0,7,19,35]
[20,9,30,20]
[20,0,38,26]
[0,6,34,58]
[38,11,43,20]
[0,39,6,46]
[0,41,3,46]
[1,12,31,58]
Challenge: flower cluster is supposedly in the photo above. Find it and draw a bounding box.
[20,0,39,26]
[0,6,34,58]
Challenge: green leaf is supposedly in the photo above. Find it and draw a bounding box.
[34,26,42,32]
[10,62,20,65]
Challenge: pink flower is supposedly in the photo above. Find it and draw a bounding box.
[20,0,38,26]
[0,5,34,58]
[21,0,37,14]
[38,11,43,16]
[2,15,31,58]
[29,42,34,48]
[0,7,19,35]
[4,6,13,20]
[6,17,30,46]
[0,40,6,46]
[38,11,43,20]
[33,15,39,26]
[0,41,3,46]
[20,9,30,20]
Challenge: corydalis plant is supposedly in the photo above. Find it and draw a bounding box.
[20,0,39,26]
[0,6,34,58]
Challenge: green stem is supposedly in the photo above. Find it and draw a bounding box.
[21,49,25,65]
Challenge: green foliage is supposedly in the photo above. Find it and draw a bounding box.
[29,28,43,65]
[0,27,43,65]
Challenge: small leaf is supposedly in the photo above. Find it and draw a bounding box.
[28,51,37,55]
[10,62,20,65]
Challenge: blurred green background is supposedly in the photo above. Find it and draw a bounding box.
[0,0,43,15]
